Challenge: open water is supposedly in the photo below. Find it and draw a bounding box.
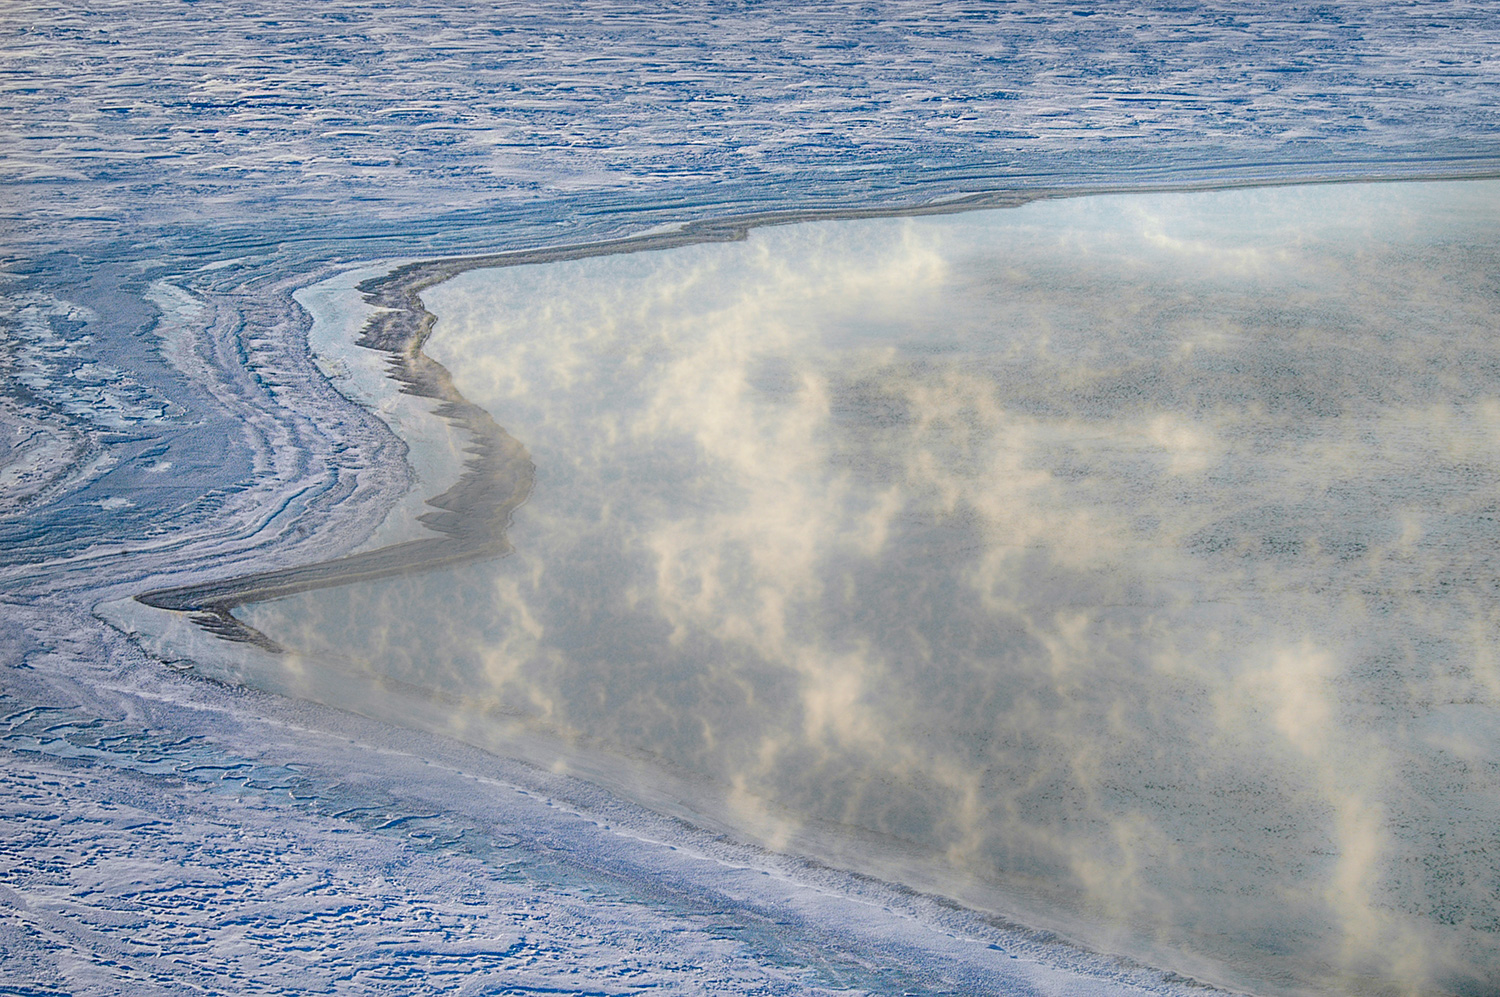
[238,179,1500,996]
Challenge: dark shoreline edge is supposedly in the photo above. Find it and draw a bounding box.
[132,187,1053,648]
[133,172,1498,649]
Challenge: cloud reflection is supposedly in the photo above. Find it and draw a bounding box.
[244,180,1500,996]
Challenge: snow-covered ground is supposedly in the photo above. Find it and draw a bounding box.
[4,2,1500,995]
[7,0,1500,253]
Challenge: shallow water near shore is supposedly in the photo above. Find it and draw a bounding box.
[240,179,1500,996]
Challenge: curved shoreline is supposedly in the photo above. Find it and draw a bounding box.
[131,188,1052,647]
[133,172,1498,648]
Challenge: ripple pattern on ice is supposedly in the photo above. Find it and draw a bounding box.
[3,0,1499,244]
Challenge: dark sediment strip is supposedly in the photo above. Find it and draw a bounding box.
[134,255,537,651]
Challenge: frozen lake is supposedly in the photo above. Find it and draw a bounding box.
[8,3,1500,993]
[238,179,1500,996]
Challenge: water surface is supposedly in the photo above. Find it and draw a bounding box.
[245,180,1500,996]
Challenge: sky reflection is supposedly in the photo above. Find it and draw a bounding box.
[244,180,1500,996]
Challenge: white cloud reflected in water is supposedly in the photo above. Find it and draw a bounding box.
[245,180,1500,996]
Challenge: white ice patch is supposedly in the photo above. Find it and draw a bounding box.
[0,391,85,509]
[2,292,179,430]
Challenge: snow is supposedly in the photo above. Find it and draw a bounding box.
[5,0,1500,250]
[3,1,1500,994]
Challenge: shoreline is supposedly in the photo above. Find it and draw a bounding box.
[118,173,1500,995]
[134,169,1498,646]
[133,188,1047,645]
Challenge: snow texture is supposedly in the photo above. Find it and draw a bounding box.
[4,0,1500,248]
[3,1,1499,995]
